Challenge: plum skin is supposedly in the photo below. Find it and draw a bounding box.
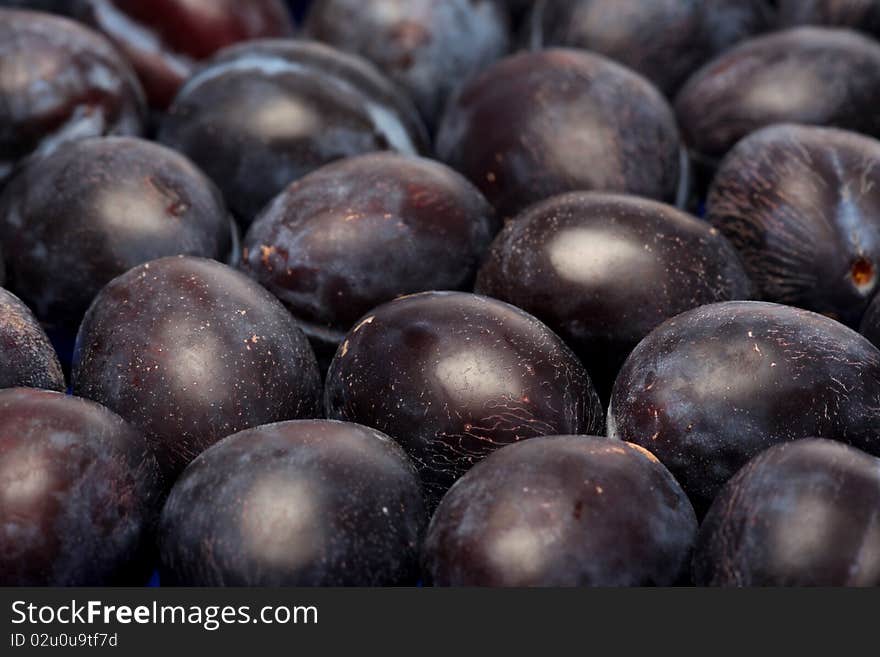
[159,40,428,226]
[777,0,880,37]
[0,9,145,186]
[0,288,65,392]
[423,435,697,587]
[435,48,682,221]
[73,0,294,109]
[324,291,604,509]
[159,420,426,586]
[241,152,498,362]
[0,136,236,329]
[675,27,880,167]
[476,191,752,399]
[525,0,772,96]
[304,0,510,129]
[72,256,322,484]
[609,301,880,515]
[707,124,880,328]
[0,388,161,586]
[694,439,880,586]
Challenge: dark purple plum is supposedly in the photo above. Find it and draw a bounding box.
[436,49,683,221]
[158,40,428,226]
[424,435,697,586]
[0,388,161,586]
[0,136,236,329]
[72,256,321,483]
[324,291,603,508]
[861,293,880,348]
[525,0,772,96]
[694,439,880,586]
[159,420,425,586]
[0,288,64,391]
[241,152,497,363]
[305,0,509,130]
[707,124,880,328]
[476,192,752,399]
[213,39,428,143]
[0,9,145,186]
[72,0,294,109]
[777,0,880,37]
[609,301,880,514]
[675,27,880,169]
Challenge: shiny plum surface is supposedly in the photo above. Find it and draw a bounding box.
[325,291,604,508]
[159,419,425,586]
[72,256,322,483]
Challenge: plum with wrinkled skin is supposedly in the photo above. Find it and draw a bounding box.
[694,439,880,586]
[707,124,880,328]
[675,27,880,168]
[609,301,880,514]
[423,435,697,587]
[777,0,880,37]
[0,9,145,186]
[861,293,880,348]
[0,137,236,329]
[436,49,683,221]
[0,288,64,392]
[305,0,510,130]
[324,291,604,508]
[73,0,294,109]
[159,420,425,586]
[159,40,428,226]
[241,152,497,363]
[0,388,161,586]
[72,256,321,483]
[476,192,752,399]
[525,0,772,96]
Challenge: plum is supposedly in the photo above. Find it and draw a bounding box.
[707,124,880,328]
[159,420,425,586]
[525,0,772,96]
[0,9,145,186]
[675,27,880,169]
[72,0,294,109]
[0,136,236,329]
[0,288,64,391]
[476,192,752,399]
[0,388,161,585]
[609,301,880,514]
[694,439,880,586]
[435,49,683,220]
[304,0,510,130]
[159,40,428,226]
[241,152,497,364]
[72,256,321,482]
[423,435,697,586]
[324,291,603,508]
[777,0,880,37]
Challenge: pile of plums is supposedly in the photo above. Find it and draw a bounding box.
[4,0,880,588]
